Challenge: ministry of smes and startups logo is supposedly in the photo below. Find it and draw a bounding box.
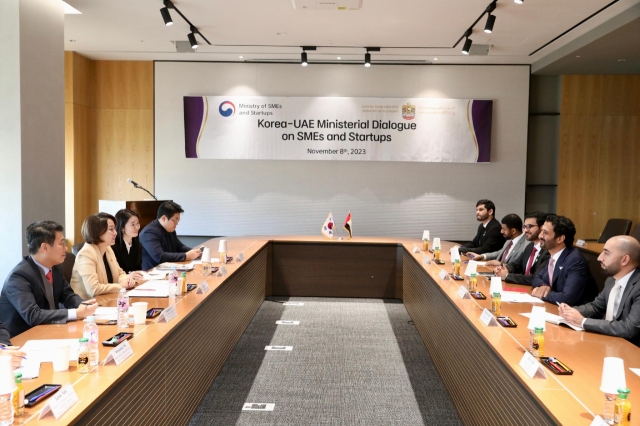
[401,103,415,120]
[219,101,236,117]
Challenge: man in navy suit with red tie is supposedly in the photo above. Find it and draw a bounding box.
[531,215,598,305]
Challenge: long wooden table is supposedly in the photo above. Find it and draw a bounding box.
[10,236,640,425]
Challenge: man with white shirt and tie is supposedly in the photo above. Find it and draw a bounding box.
[559,236,640,346]
[495,211,550,285]
[467,214,527,265]
[531,215,598,305]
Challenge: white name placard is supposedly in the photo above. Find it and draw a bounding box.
[283,302,304,306]
[590,415,611,426]
[38,384,79,420]
[479,308,499,326]
[276,320,300,325]
[157,304,178,323]
[422,256,431,266]
[216,265,228,277]
[438,269,450,280]
[196,281,210,294]
[242,403,275,411]
[235,252,245,262]
[265,346,293,351]
[457,286,471,299]
[104,340,134,366]
[519,351,547,379]
[412,245,421,254]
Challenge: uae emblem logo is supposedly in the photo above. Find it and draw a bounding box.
[401,103,416,120]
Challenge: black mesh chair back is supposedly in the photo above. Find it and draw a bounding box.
[598,218,632,243]
[631,224,640,243]
[72,242,84,256]
[62,252,76,283]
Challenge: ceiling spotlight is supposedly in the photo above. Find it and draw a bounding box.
[462,38,472,55]
[188,32,198,49]
[364,52,371,67]
[433,57,438,61]
[160,7,173,26]
[337,56,341,60]
[301,51,308,66]
[484,14,496,33]
[239,56,244,59]
[514,0,523,3]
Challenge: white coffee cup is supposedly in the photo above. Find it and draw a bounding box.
[132,302,148,325]
[52,344,70,372]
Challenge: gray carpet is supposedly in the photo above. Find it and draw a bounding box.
[189,298,462,426]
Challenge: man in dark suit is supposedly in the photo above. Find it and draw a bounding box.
[559,236,640,346]
[0,221,98,338]
[495,211,550,285]
[459,199,506,255]
[531,215,598,305]
[140,201,202,270]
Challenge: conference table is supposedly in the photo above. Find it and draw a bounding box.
[9,236,640,425]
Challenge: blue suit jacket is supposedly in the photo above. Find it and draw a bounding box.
[140,219,192,270]
[531,246,598,305]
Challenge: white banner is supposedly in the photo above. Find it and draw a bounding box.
[184,96,492,163]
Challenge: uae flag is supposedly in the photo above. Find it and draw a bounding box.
[321,212,334,239]
[344,211,352,239]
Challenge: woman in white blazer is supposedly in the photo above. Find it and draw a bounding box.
[70,213,143,299]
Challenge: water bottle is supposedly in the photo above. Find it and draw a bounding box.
[169,267,179,298]
[117,288,129,329]
[83,316,100,368]
[0,393,12,426]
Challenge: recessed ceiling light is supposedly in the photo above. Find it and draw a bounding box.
[69,40,76,42]
[576,55,581,58]
[434,58,439,61]
[239,56,244,59]
[618,59,626,62]
[337,56,341,60]
[277,32,287,36]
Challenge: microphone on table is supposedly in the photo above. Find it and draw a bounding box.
[127,178,158,200]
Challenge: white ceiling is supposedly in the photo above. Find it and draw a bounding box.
[64,0,640,67]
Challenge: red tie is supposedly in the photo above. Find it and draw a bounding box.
[524,247,538,275]
[46,270,53,284]
[500,240,513,262]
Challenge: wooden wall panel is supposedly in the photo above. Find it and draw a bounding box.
[557,114,602,238]
[65,54,154,243]
[558,75,640,240]
[560,75,603,116]
[93,108,154,202]
[94,61,153,109]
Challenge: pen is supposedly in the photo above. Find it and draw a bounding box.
[0,345,27,360]
[550,357,571,372]
[80,302,102,306]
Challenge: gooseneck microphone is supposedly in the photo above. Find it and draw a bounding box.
[127,178,158,200]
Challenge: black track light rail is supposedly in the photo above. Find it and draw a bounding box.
[453,0,497,48]
[164,0,212,45]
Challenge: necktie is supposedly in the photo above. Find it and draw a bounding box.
[606,282,622,321]
[525,247,538,275]
[500,240,514,262]
[46,270,53,284]
[547,257,555,285]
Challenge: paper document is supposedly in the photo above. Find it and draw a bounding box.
[155,262,195,271]
[21,339,80,362]
[91,307,118,320]
[141,270,166,280]
[519,312,584,331]
[127,280,170,297]
[15,359,41,379]
[630,368,640,377]
[501,291,544,304]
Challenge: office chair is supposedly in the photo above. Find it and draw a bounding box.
[62,252,76,283]
[598,218,632,243]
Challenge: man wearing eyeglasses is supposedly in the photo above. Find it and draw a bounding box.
[495,211,550,285]
[140,201,202,270]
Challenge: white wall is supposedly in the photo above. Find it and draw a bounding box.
[0,0,64,282]
[155,63,529,240]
